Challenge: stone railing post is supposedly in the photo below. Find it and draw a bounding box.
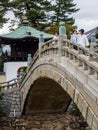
[27,54,32,64]
[89,34,96,61]
[90,33,96,53]
[59,22,67,56]
[27,53,32,70]
[39,34,44,58]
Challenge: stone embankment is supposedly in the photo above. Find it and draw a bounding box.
[0,113,91,130]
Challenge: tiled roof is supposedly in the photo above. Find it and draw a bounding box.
[85,27,98,39]
[0,20,54,39]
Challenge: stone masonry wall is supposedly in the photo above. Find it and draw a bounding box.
[0,91,21,117]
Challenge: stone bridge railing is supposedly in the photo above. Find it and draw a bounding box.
[18,37,98,97]
[1,28,98,92]
[18,36,98,88]
[1,37,98,93]
[0,78,19,93]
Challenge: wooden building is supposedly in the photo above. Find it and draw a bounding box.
[0,20,53,62]
[0,20,53,81]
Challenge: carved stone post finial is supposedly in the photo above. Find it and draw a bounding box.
[91,33,96,43]
[39,34,44,44]
[59,22,67,57]
[59,22,66,35]
[90,33,96,53]
[27,54,32,63]
[39,34,44,58]
[89,34,96,61]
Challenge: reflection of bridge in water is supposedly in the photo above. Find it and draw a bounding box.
[0,23,98,130]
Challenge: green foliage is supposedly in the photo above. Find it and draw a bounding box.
[45,24,59,34]
[50,0,79,25]
[68,102,82,116]
[0,0,79,30]
[45,23,74,39]
[9,0,53,30]
[65,24,75,39]
[0,0,10,27]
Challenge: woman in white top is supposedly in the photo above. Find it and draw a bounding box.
[77,29,89,47]
[53,32,59,40]
[52,32,59,45]
[70,30,78,43]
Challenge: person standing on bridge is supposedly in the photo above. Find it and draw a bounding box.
[52,32,59,45]
[70,30,78,43]
[70,30,78,50]
[77,29,89,47]
[53,32,59,40]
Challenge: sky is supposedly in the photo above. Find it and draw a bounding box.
[0,0,98,34]
[72,0,98,32]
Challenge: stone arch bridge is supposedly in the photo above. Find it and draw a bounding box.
[1,31,98,130]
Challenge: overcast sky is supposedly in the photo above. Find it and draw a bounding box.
[73,0,98,32]
[0,0,98,34]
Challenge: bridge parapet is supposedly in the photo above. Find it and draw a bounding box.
[43,40,98,86]
[61,43,98,80]
[20,37,98,87]
[44,38,98,79]
[0,78,19,93]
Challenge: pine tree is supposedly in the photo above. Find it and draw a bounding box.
[10,0,53,30]
[0,0,79,30]
[50,0,79,25]
[0,0,10,27]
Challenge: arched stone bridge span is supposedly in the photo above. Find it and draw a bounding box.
[18,46,98,130]
[1,31,98,130]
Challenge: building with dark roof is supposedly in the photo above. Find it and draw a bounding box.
[85,27,98,41]
[0,20,53,62]
[0,20,54,81]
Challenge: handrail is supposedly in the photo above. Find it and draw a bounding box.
[19,37,98,86]
[63,39,98,61]
[27,39,58,73]
[19,50,39,84]
[0,78,18,86]
[0,78,19,93]
[2,37,98,92]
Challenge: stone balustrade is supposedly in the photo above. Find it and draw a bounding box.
[18,37,98,89]
[1,37,98,93]
[39,38,98,81]
[0,78,19,93]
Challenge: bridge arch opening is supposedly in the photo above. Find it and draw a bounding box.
[22,78,72,115]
